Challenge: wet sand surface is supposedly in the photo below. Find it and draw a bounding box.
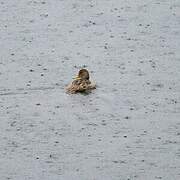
[0,0,180,180]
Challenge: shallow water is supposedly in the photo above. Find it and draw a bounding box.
[0,0,180,180]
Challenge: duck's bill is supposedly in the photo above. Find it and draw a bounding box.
[73,76,81,80]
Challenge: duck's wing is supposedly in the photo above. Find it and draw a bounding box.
[66,80,86,93]
[66,80,96,94]
[77,81,89,92]
[66,82,78,93]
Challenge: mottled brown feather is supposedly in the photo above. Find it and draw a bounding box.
[66,69,96,94]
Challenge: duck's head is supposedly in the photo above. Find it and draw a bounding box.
[74,69,90,80]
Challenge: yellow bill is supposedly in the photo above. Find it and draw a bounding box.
[73,76,81,80]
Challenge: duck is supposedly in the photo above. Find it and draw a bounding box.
[66,69,96,94]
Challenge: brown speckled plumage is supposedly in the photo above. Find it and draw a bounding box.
[66,69,96,94]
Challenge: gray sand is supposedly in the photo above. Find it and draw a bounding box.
[0,0,180,180]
